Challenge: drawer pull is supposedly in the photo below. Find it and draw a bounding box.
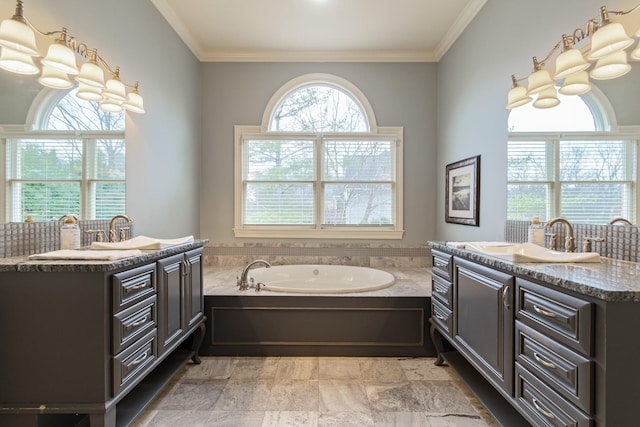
[130,315,149,328]
[532,397,556,420]
[434,312,446,321]
[127,282,148,291]
[532,304,557,318]
[533,351,557,369]
[433,286,446,294]
[502,285,510,309]
[128,351,149,367]
[434,262,448,269]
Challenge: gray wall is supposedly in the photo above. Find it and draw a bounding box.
[436,0,640,242]
[199,62,438,245]
[0,0,201,238]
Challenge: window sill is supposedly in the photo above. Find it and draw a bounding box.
[233,228,405,239]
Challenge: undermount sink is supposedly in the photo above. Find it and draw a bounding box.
[90,235,194,250]
[464,242,601,263]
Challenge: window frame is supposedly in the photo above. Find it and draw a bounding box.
[507,131,639,224]
[234,125,404,239]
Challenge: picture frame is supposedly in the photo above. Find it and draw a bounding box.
[445,155,480,226]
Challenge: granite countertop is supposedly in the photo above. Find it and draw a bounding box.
[0,240,208,273]
[428,241,640,302]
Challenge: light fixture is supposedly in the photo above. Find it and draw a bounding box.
[506,75,531,109]
[38,64,73,89]
[554,34,590,79]
[76,82,103,101]
[587,6,633,60]
[533,86,560,109]
[590,50,631,80]
[0,1,144,114]
[559,70,592,95]
[507,3,640,110]
[526,57,555,95]
[0,45,38,74]
[122,82,145,113]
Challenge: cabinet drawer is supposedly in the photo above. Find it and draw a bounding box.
[431,298,452,336]
[431,250,453,281]
[113,296,157,355]
[516,364,591,427]
[431,273,452,308]
[113,263,156,311]
[516,278,593,356]
[516,321,592,413]
[113,329,157,396]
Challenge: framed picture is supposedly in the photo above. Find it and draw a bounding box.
[445,155,480,226]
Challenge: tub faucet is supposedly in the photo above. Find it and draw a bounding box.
[546,217,575,252]
[109,214,132,242]
[237,259,271,290]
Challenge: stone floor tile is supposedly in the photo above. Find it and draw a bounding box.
[371,411,430,427]
[410,380,478,415]
[365,381,422,412]
[154,379,227,410]
[183,357,238,380]
[317,411,375,426]
[213,379,272,411]
[275,357,319,380]
[360,358,407,382]
[398,357,451,381]
[425,414,490,426]
[141,410,212,427]
[267,380,319,411]
[261,411,318,427]
[204,411,266,427]
[318,380,370,413]
[318,357,362,380]
[231,357,280,380]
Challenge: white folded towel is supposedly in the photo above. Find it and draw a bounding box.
[28,249,143,261]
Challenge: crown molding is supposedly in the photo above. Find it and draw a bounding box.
[198,50,438,63]
[434,0,488,61]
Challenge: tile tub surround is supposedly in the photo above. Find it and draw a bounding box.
[130,356,497,427]
[203,243,431,269]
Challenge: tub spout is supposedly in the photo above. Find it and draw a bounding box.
[237,259,271,290]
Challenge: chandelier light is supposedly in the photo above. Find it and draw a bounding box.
[0,0,144,114]
[507,3,640,110]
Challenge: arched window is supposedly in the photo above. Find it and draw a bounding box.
[234,73,403,239]
[507,89,637,224]
[3,88,125,222]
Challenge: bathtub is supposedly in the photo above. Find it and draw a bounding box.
[247,264,395,294]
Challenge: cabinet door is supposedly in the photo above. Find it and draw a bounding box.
[157,253,186,355]
[454,258,515,396]
[185,248,204,328]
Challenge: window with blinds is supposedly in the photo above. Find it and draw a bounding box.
[234,76,404,239]
[507,139,637,224]
[2,88,125,222]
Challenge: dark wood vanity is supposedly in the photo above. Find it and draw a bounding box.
[0,242,206,427]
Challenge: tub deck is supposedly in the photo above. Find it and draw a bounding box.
[201,267,434,357]
[203,266,432,297]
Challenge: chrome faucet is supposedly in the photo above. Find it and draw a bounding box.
[109,214,132,242]
[608,217,633,225]
[237,259,271,290]
[546,217,575,252]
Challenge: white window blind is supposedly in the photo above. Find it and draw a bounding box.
[507,139,637,224]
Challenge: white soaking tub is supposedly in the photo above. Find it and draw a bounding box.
[247,264,395,294]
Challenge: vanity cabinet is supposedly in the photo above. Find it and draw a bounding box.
[453,257,515,397]
[0,244,206,427]
[429,243,640,427]
[157,248,204,356]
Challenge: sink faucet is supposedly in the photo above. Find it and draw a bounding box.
[545,217,575,252]
[237,259,271,290]
[608,217,633,225]
[109,214,132,242]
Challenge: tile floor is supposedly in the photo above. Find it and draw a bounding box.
[131,356,497,427]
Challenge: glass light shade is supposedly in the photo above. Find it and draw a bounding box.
[527,69,554,95]
[589,50,631,80]
[506,85,531,109]
[76,82,103,101]
[588,22,633,60]
[122,91,145,114]
[630,43,640,60]
[533,86,560,109]
[41,42,79,75]
[102,78,127,102]
[559,71,592,95]
[0,46,39,74]
[99,99,123,113]
[554,48,590,79]
[0,18,39,56]
[76,61,105,88]
[38,64,73,89]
